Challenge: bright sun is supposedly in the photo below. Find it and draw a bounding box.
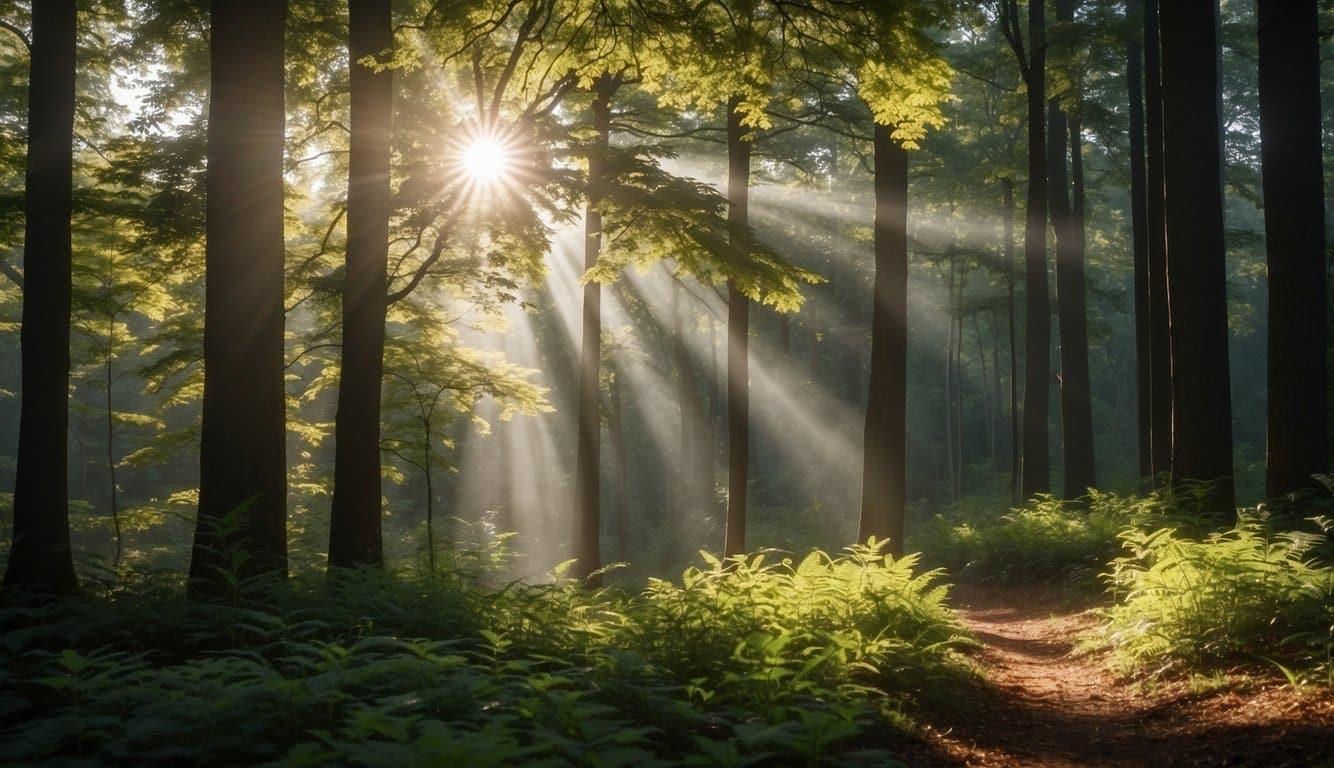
[461,137,509,185]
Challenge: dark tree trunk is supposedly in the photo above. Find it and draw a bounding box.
[329,0,391,570]
[1003,178,1021,503]
[1258,0,1327,498]
[190,0,290,598]
[572,74,616,580]
[859,125,907,553]
[723,97,752,558]
[1048,0,1094,501]
[1126,0,1152,483]
[1144,0,1172,483]
[1159,0,1235,518]
[1020,0,1051,501]
[1060,110,1095,497]
[4,0,78,594]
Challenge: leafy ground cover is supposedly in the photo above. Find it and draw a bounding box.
[0,543,973,767]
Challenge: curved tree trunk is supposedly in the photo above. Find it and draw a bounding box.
[190,0,289,598]
[723,96,752,558]
[329,0,392,570]
[859,124,908,554]
[1258,0,1327,498]
[5,0,79,595]
[1159,0,1235,519]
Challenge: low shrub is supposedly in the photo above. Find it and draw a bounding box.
[1102,512,1333,686]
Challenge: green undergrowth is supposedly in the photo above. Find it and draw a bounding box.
[1102,510,1333,688]
[0,542,972,767]
[912,490,1158,589]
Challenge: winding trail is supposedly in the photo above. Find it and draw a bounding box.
[917,585,1334,767]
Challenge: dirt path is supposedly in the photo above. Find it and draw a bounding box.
[918,584,1334,767]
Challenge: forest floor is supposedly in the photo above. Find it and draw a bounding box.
[915,584,1334,767]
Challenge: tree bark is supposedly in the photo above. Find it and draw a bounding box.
[1258,0,1327,498]
[5,0,78,594]
[1159,0,1235,518]
[1003,178,1021,503]
[608,368,629,563]
[572,74,616,580]
[190,0,290,597]
[859,125,907,553]
[1143,0,1172,483]
[1020,0,1051,501]
[329,0,392,570]
[1060,108,1095,498]
[723,96,751,558]
[1126,0,1152,483]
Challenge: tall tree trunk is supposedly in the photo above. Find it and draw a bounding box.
[572,74,616,580]
[1003,178,1021,503]
[1258,0,1327,498]
[1046,0,1094,500]
[954,273,965,499]
[105,326,121,570]
[1144,0,1172,483]
[975,315,996,475]
[944,262,956,501]
[608,368,629,563]
[190,0,289,598]
[1060,109,1096,497]
[1020,0,1051,501]
[1126,0,1152,483]
[329,0,392,570]
[859,125,907,553]
[5,0,78,594]
[1159,0,1235,518]
[723,96,751,558]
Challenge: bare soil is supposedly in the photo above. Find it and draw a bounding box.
[916,583,1334,767]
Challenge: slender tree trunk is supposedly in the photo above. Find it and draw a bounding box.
[572,74,616,580]
[1144,0,1172,484]
[105,326,121,570]
[424,420,435,575]
[5,0,79,595]
[1003,179,1021,503]
[1126,0,1152,483]
[1258,0,1327,498]
[954,274,965,499]
[608,368,629,563]
[976,316,996,474]
[1159,0,1235,518]
[329,0,392,570]
[190,0,289,598]
[723,96,752,558]
[1060,110,1096,497]
[1020,0,1051,501]
[944,262,956,501]
[859,125,907,553]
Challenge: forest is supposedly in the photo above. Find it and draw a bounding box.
[0,0,1332,765]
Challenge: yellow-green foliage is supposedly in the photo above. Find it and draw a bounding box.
[914,491,1140,586]
[1103,513,1333,685]
[627,544,968,702]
